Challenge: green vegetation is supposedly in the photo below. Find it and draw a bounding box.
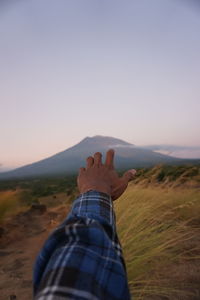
[134,165,200,187]
[0,175,77,195]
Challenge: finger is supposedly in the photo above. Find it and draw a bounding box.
[94,152,102,165]
[86,156,94,169]
[79,167,86,175]
[105,149,115,168]
[122,169,136,183]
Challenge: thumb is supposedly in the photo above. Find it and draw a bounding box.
[122,169,137,183]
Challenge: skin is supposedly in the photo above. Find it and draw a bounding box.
[77,149,136,201]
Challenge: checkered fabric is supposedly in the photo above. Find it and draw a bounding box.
[33,190,131,300]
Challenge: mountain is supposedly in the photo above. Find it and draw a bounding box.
[0,135,197,179]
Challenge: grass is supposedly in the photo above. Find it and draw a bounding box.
[115,185,200,299]
[0,189,78,223]
[0,190,26,221]
[0,167,200,298]
[0,176,77,221]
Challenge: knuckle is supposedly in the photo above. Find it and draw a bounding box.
[108,149,114,155]
[87,156,93,161]
[94,152,102,157]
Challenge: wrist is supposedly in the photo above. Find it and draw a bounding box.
[80,185,111,197]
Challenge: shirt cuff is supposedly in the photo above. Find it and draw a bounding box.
[67,190,116,230]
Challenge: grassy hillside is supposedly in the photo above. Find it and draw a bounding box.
[0,165,200,299]
[133,165,200,188]
[115,186,200,299]
[0,176,77,222]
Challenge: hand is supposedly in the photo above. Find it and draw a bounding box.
[77,149,136,201]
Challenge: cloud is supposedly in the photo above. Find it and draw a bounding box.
[108,144,135,148]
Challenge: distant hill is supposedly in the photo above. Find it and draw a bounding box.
[0,136,199,179]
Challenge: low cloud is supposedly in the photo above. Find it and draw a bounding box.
[108,144,135,148]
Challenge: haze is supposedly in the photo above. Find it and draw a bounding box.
[0,0,200,169]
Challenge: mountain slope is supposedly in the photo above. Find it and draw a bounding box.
[0,136,186,179]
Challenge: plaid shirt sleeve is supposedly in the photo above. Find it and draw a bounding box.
[33,190,131,300]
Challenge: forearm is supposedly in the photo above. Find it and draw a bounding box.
[33,191,130,300]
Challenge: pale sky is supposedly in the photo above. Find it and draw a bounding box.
[0,0,200,169]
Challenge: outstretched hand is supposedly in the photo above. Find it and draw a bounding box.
[77,149,136,201]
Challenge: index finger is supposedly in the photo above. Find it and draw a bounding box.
[105,149,115,168]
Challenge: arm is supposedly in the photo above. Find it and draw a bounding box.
[33,150,136,300]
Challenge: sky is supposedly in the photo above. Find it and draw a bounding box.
[0,0,200,169]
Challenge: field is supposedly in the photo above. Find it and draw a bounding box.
[0,165,200,299]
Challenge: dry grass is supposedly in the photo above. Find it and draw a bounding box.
[1,175,200,299]
[0,190,27,222]
[115,185,200,300]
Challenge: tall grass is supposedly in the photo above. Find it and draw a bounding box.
[0,190,23,221]
[0,189,37,221]
[115,185,200,299]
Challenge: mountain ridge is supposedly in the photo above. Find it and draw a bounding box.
[0,135,199,179]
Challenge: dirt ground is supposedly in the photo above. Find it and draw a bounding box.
[0,205,70,300]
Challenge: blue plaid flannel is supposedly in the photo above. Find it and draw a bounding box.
[33,190,131,299]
